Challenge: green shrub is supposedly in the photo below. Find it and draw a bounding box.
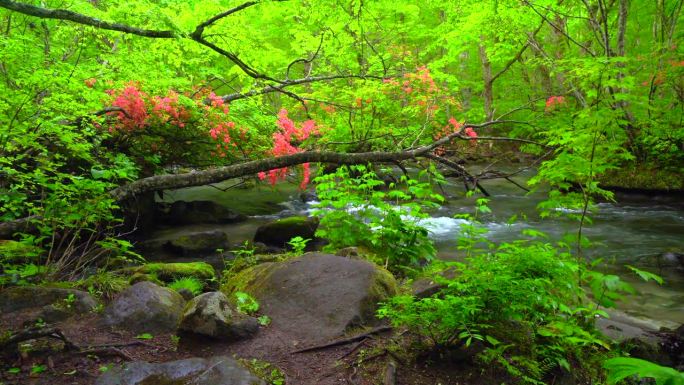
[313,164,443,275]
[379,232,628,383]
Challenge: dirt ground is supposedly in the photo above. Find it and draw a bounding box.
[0,308,505,385]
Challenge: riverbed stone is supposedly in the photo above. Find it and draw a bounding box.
[102,281,185,333]
[222,253,398,343]
[164,230,230,255]
[0,286,97,314]
[253,216,319,249]
[94,356,264,385]
[162,200,247,225]
[178,292,258,340]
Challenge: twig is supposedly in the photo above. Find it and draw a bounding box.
[291,326,392,354]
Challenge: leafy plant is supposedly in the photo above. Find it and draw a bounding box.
[30,364,47,375]
[135,333,154,340]
[168,277,203,296]
[379,225,629,383]
[287,236,310,255]
[313,164,443,275]
[234,291,260,315]
[604,357,684,385]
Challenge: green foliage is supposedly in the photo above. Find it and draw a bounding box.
[239,358,285,385]
[168,277,203,296]
[75,270,129,300]
[234,291,260,315]
[135,333,154,340]
[603,357,684,385]
[313,164,443,275]
[287,236,310,255]
[379,222,631,382]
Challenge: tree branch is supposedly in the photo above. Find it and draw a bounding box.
[109,120,513,201]
[0,0,175,38]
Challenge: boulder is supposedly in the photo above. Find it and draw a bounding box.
[162,200,247,225]
[178,292,258,341]
[95,356,264,385]
[222,253,398,343]
[253,216,319,249]
[102,282,185,333]
[164,230,230,255]
[0,286,97,314]
[635,251,684,270]
[121,262,216,288]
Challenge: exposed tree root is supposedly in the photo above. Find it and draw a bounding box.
[291,326,392,354]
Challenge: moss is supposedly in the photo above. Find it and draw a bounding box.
[226,254,288,277]
[360,266,398,321]
[599,167,684,191]
[275,216,311,226]
[220,262,278,297]
[0,240,42,263]
[124,262,216,282]
[238,358,285,385]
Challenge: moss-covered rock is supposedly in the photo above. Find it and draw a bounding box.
[164,230,230,255]
[253,216,319,249]
[102,281,185,333]
[122,262,217,290]
[0,286,98,314]
[599,167,684,191]
[222,253,398,343]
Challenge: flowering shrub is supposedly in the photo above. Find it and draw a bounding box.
[258,108,319,189]
[102,84,249,167]
[545,95,567,112]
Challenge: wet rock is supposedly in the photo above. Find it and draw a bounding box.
[178,292,258,341]
[635,251,684,270]
[253,216,319,250]
[299,190,318,203]
[102,282,185,333]
[159,200,247,225]
[95,356,264,385]
[222,253,398,343]
[597,310,674,366]
[0,286,97,314]
[164,230,230,255]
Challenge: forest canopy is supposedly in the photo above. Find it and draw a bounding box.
[0,1,683,383]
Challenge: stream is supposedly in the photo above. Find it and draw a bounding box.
[152,168,684,330]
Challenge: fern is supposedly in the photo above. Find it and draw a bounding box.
[604,357,684,385]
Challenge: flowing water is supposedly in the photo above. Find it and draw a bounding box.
[153,169,684,329]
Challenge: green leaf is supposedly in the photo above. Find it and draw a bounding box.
[135,333,154,340]
[627,265,664,285]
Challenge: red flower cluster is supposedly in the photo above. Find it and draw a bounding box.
[110,85,149,131]
[433,117,477,155]
[258,109,319,189]
[545,95,566,112]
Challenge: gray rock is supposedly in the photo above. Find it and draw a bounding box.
[102,282,185,333]
[164,230,230,255]
[0,286,97,314]
[253,216,319,249]
[163,200,247,225]
[179,292,258,341]
[222,253,398,343]
[95,356,264,385]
